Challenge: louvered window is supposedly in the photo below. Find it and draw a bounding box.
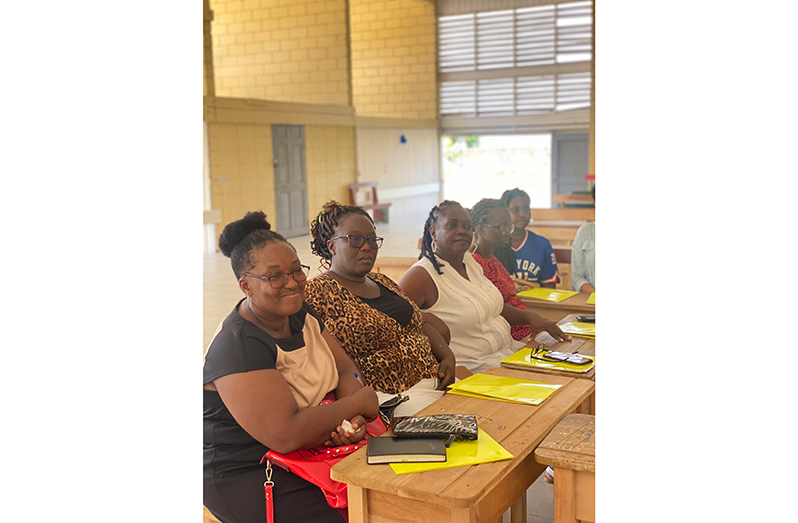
[438,0,592,133]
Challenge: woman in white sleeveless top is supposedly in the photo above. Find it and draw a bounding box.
[399,201,569,374]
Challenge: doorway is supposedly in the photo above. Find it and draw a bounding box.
[552,133,589,203]
[271,125,308,238]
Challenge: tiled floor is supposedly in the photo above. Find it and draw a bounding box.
[202,211,555,523]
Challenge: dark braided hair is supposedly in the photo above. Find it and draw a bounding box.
[469,198,506,229]
[470,199,516,274]
[419,200,464,275]
[499,187,530,207]
[218,211,290,279]
[310,200,374,270]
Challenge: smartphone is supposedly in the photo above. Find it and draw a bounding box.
[576,315,595,323]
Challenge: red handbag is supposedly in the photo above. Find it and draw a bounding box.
[259,393,388,523]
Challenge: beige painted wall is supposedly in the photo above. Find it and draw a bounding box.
[350,0,437,119]
[356,127,440,217]
[210,0,350,105]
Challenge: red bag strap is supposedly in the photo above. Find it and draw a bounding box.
[264,460,275,523]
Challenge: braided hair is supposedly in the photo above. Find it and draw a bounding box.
[470,199,516,274]
[499,187,530,207]
[419,200,464,275]
[310,200,374,270]
[218,211,290,279]
[469,198,506,229]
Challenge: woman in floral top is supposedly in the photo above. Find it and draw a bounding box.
[469,198,532,341]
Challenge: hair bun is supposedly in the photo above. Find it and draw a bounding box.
[218,211,272,257]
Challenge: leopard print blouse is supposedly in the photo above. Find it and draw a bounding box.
[304,272,440,394]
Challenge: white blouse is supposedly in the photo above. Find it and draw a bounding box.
[412,255,524,373]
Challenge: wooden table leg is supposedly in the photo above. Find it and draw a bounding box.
[451,506,477,523]
[553,468,577,523]
[347,485,368,523]
[510,493,527,523]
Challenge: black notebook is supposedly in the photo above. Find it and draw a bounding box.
[366,437,447,464]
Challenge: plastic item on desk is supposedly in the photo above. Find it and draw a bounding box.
[502,347,595,374]
[517,287,579,302]
[446,373,561,406]
[390,428,513,474]
[586,292,595,304]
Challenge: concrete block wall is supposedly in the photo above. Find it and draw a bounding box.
[305,125,357,220]
[205,0,441,245]
[208,122,276,240]
[349,0,437,119]
[210,0,350,105]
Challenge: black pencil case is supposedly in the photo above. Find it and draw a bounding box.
[391,414,478,441]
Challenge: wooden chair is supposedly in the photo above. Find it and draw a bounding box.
[535,414,595,523]
[348,182,391,223]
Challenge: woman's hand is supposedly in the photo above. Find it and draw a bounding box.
[528,313,570,342]
[436,356,456,390]
[324,415,368,447]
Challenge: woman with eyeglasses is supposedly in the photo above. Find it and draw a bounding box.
[469,198,533,341]
[203,211,379,523]
[398,201,570,374]
[304,201,457,417]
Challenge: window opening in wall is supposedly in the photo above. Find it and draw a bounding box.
[441,134,552,209]
[438,1,593,120]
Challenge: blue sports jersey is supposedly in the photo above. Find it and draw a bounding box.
[511,230,559,285]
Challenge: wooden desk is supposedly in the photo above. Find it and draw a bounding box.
[535,414,595,523]
[519,292,594,323]
[526,220,586,248]
[331,368,594,523]
[503,314,595,414]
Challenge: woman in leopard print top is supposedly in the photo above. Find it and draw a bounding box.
[305,201,456,414]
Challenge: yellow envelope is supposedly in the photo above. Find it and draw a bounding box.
[390,428,513,474]
[586,292,595,304]
[516,287,579,302]
[447,373,561,405]
[559,321,595,338]
[446,389,531,404]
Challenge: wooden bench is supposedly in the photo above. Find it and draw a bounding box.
[349,182,391,223]
[529,207,594,222]
[535,414,595,523]
[526,220,585,248]
[553,194,595,209]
